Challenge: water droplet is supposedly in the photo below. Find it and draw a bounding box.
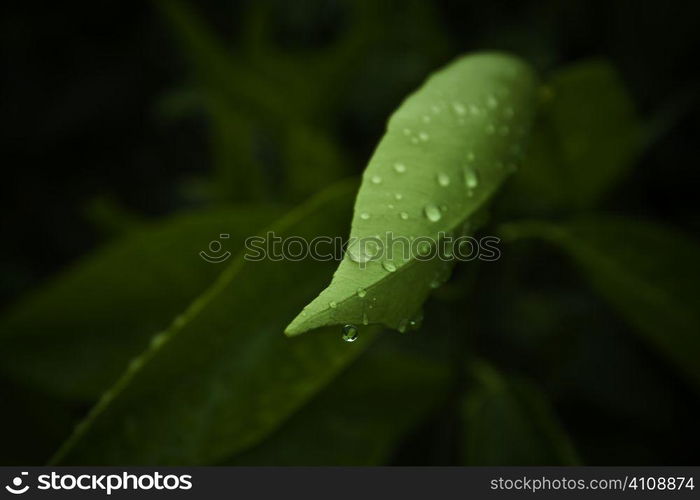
[329,301,337,309]
[388,203,394,209]
[346,239,379,264]
[469,104,480,115]
[342,324,358,342]
[418,131,429,141]
[452,101,466,115]
[464,167,480,189]
[399,212,409,220]
[393,162,406,173]
[362,311,369,325]
[357,288,367,298]
[398,318,409,333]
[487,94,498,108]
[394,192,403,201]
[422,115,431,123]
[431,104,441,114]
[437,173,450,187]
[402,128,412,136]
[410,137,419,144]
[371,175,382,184]
[417,241,431,256]
[382,260,397,273]
[424,204,442,222]
[360,212,370,220]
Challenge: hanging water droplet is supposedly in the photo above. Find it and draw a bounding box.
[382,260,397,273]
[424,204,442,222]
[397,318,409,333]
[437,173,450,187]
[399,212,409,220]
[360,212,370,220]
[393,162,406,173]
[362,311,369,325]
[342,324,358,342]
[371,175,382,184]
[357,288,367,298]
[394,192,403,201]
[329,301,337,309]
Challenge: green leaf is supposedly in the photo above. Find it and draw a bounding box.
[509,60,642,212]
[51,180,385,465]
[500,216,700,387]
[0,206,281,400]
[462,361,580,465]
[286,52,537,336]
[226,338,449,465]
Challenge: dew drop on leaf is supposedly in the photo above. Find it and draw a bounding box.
[464,166,480,190]
[437,173,450,187]
[371,175,382,184]
[329,301,337,309]
[360,212,370,220]
[399,211,409,220]
[382,260,397,272]
[357,288,367,298]
[393,162,407,173]
[424,203,442,222]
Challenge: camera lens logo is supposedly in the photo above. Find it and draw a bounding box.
[5,472,29,495]
[199,234,231,263]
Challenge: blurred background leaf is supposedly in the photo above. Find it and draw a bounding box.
[502,60,642,216]
[227,337,450,465]
[501,216,700,388]
[52,181,389,465]
[0,206,282,400]
[461,361,579,465]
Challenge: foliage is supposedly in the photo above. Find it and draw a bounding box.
[1,0,698,466]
